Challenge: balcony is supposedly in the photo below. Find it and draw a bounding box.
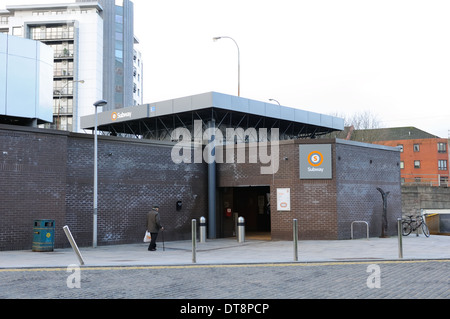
[54,49,74,59]
[54,69,74,78]
[34,32,74,42]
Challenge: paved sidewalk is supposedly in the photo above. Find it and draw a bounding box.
[0,235,449,269]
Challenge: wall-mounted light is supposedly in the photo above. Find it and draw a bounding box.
[176,200,182,211]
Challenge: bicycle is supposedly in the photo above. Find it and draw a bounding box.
[401,215,430,237]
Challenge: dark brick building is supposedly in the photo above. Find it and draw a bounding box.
[217,139,402,240]
[0,123,401,251]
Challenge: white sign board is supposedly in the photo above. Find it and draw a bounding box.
[277,188,291,211]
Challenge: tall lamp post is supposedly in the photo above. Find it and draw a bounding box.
[93,99,107,248]
[213,36,240,97]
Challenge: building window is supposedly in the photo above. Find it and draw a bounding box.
[438,160,447,171]
[29,25,74,41]
[413,144,420,152]
[54,98,73,115]
[438,143,447,153]
[54,79,74,95]
[12,26,22,36]
[400,161,404,169]
[414,160,421,169]
[50,42,74,58]
[54,61,74,77]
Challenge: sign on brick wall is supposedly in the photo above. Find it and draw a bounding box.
[299,144,332,179]
[277,188,291,211]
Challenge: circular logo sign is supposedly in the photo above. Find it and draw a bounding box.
[46,233,52,239]
[111,112,118,121]
[308,151,324,167]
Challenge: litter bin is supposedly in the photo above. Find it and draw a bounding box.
[32,220,55,252]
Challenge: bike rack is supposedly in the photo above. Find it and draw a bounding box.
[351,221,369,239]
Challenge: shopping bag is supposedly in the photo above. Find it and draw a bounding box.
[143,231,151,243]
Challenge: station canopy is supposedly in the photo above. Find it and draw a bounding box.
[80,92,344,141]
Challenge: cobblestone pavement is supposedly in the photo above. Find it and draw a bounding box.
[0,259,448,300]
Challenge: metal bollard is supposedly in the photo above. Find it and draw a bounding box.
[63,226,85,266]
[192,219,197,263]
[237,217,245,243]
[293,219,298,262]
[199,216,206,243]
[397,218,403,259]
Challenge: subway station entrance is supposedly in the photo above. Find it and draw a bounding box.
[218,186,271,239]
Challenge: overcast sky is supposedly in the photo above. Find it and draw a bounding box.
[2,0,450,138]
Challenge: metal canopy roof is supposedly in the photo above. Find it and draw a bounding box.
[80,92,344,141]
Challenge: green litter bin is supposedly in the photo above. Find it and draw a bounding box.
[32,220,55,252]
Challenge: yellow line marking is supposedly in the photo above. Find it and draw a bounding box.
[0,259,449,273]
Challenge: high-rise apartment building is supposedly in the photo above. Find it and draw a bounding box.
[133,46,143,106]
[0,0,142,132]
[76,0,140,111]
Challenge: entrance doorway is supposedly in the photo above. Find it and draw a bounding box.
[218,186,271,239]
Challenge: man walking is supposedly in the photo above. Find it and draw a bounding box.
[147,205,163,251]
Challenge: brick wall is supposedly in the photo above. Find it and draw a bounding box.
[402,186,450,216]
[65,134,208,247]
[0,126,68,250]
[336,140,402,239]
[0,125,207,251]
[270,140,338,240]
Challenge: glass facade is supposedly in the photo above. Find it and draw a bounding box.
[75,0,139,112]
[30,25,74,41]
[115,2,125,109]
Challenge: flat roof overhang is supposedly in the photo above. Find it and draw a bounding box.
[80,92,344,140]
[5,3,103,12]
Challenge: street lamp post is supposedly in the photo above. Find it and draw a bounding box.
[93,99,107,248]
[213,36,240,97]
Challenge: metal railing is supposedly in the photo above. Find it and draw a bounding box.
[401,174,449,187]
[351,221,369,239]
